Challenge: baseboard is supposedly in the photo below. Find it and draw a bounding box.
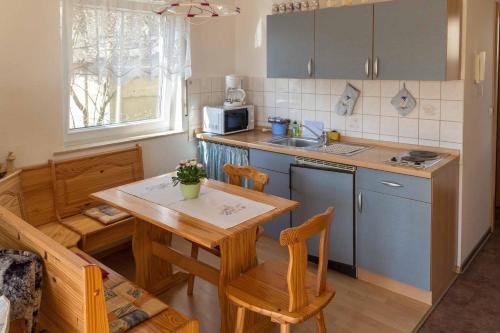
[357,268,432,305]
[459,230,492,274]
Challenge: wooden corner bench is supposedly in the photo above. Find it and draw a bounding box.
[0,206,198,333]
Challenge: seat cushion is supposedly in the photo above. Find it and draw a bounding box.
[227,260,335,324]
[84,205,131,225]
[38,222,81,248]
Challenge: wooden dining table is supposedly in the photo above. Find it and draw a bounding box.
[91,175,299,333]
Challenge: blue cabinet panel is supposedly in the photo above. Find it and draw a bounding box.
[249,149,295,174]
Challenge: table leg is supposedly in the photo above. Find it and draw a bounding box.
[133,220,188,295]
[218,227,258,333]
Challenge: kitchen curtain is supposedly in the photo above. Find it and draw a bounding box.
[62,0,191,128]
[198,141,250,182]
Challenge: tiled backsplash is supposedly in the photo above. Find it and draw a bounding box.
[187,77,464,150]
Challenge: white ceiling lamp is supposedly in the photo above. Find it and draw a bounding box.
[155,1,240,22]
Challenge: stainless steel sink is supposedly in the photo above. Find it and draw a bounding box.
[265,137,323,148]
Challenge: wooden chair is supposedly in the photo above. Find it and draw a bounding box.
[226,207,336,333]
[187,164,270,296]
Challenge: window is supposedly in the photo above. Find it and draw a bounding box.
[63,0,191,143]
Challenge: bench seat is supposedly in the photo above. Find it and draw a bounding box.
[71,248,197,333]
[38,222,81,248]
[62,214,135,254]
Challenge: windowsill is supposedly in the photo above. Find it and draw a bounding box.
[55,129,187,155]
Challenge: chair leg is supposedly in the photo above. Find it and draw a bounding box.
[280,323,291,333]
[235,307,246,333]
[187,243,199,296]
[314,311,326,333]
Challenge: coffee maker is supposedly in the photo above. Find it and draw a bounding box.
[224,75,246,108]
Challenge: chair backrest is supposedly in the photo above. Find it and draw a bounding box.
[51,145,144,219]
[279,207,334,313]
[223,164,269,192]
[0,206,109,333]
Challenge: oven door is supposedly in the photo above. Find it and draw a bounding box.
[224,108,249,133]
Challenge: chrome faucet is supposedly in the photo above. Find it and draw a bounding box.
[300,124,327,146]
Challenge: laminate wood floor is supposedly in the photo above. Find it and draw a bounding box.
[101,236,430,333]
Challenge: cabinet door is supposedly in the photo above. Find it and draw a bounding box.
[373,0,449,81]
[357,190,431,290]
[267,11,315,78]
[315,5,374,80]
[258,168,291,240]
[291,166,354,268]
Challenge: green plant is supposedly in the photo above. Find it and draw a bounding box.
[172,160,207,186]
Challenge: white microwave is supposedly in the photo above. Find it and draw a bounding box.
[202,105,255,135]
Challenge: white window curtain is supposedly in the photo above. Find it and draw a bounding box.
[62,0,191,132]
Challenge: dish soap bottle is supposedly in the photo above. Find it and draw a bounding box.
[292,121,300,137]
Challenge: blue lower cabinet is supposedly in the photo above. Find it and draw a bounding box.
[356,189,431,291]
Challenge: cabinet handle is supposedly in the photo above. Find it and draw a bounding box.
[307,58,313,77]
[380,181,403,188]
[365,58,370,78]
[357,192,362,213]
[374,57,379,78]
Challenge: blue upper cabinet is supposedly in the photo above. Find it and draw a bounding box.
[267,11,315,79]
[266,0,461,81]
[315,5,374,80]
[373,0,460,81]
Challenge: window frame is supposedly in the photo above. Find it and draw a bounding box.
[61,1,187,147]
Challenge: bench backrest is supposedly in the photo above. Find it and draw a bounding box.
[51,145,144,219]
[0,206,108,333]
[0,171,25,219]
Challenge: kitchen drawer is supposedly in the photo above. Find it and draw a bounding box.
[356,168,431,203]
[249,149,296,174]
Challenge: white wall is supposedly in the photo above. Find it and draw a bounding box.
[0,0,235,177]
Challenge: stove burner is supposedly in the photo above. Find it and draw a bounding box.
[409,151,439,160]
[402,156,428,163]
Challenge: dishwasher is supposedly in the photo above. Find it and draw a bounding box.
[291,157,356,277]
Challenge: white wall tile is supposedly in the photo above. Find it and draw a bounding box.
[331,95,341,112]
[289,79,302,93]
[399,137,419,144]
[331,113,346,131]
[316,80,331,94]
[302,94,316,110]
[348,80,363,91]
[302,79,316,94]
[419,119,440,141]
[276,79,289,93]
[363,80,381,97]
[263,78,276,92]
[362,115,380,134]
[316,95,331,111]
[331,80,347,95]
[419,99,441,120]
[289,93,301,109]
[440,141,462,150]
[347,114,363,132]
[188,79,201,94]
[420,81,441,100]
[441,80,464,101]
[381,97,397,117]
[210,92,224,106]
[212,77,225,92]
[399,118,419,138]
[316,111,331,127]
[381,80,399,97]
[302,110,316,122]
[252,91,264,107]
[441,100,464,122]
[276,93,289,108]
[380,116,398,136]
[353,98,363,114]
[363,97,381,115]
[347,131,363,138]
[419,139,440,148]
[249,77,263,92]
[264,92,276,107]
[380,135,398,142]
[201,93,211,107]
[363,133,380,140]
[276,108,289,118]
[440,121,463,143]
[289,109,302,122]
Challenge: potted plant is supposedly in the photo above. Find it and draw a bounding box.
[172,160,207,200]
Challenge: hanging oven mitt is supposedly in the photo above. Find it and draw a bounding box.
[391,84,417,116]
[335,83,360,116]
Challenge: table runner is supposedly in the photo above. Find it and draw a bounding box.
[118,176,275,229]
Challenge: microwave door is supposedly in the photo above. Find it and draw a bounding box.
[225,109,249,133]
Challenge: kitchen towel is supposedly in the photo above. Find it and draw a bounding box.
[391,85,417,116]
[336,83,360,116]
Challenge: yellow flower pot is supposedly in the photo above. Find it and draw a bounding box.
[180,183,201,200]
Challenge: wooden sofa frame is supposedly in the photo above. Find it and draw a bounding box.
[0,206,198,333]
